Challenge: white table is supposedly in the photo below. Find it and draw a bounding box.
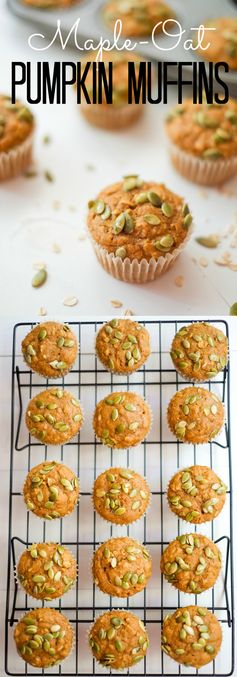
[0,5,237,318]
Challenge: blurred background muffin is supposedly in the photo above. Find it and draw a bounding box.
[166,98,237,185]
[197,17,237,70]
[0,95,34,181]
[78,51,144,129]
[103,0,174,37]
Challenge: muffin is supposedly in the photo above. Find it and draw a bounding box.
[14,608,73,668]
[96,318,150,373]
[23,0,78,6]
[160,533,221,594]
[22,321,78,378]
[87,177,193,283]
[167,386,224,443]
[89,610,149,668]
[93,467,151,524]
[93,391,152,448]
[167,465,227,524]
[170,323,228,381]
[166,97,237,185]
[23,461,80,520]
[25,388,83,445]
[197,17,237,71]
[0,95,34,181]
[93,537,152,597]
[103,0,174,37]
[79,51,143,130]
[161,606,222,668]
[17,543,77,600]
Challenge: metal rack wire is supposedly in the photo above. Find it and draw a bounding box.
[5,319,234,676]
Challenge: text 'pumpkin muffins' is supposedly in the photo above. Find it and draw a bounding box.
[167,386,224,443]
[17,543,77,600]
[170,322,228,382]
[96,318,150,373]
[161,606,222,668]
[93,467,151,524]
[160,533,221,594]
[0,95,34,181]
[167,465,227,524]
[93,391,152,448]
[23,461,80,520]
[166,98,237,185]
[22,321,78,378]
[93,537,152,597]
[197,17,237,71]
[25,388,83,445]
[14,608,73,668]
[103,0,174,37]
[89,610,149,669]
[87,176,192,283]
[79,51,144,130]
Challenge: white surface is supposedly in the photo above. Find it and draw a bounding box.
[0,315,236,676]
[0,4,237,317]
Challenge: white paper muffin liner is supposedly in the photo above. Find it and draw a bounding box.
[92,466,152,526]
[0,133,34,181]
[94,319,151,375]
[80,102,142,130]
[14,607,75,669]
[90,225,192,283]
[167,139,237,186]
[93,396,153,449]
[15,542,78,602]
[91,536,152,598]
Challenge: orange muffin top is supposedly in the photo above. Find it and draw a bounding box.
[166,98,237,159]
[162,606,222,668]
[0,95,34,153]
[197,17,237,71]
[88,177,192,263]
[103,0,174,37]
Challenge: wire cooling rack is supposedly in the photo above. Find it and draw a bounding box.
[5,319,234,677]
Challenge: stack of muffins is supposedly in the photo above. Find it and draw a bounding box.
[12,317,229,671]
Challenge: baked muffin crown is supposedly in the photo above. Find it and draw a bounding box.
[167,386,224,443]
[23,460,80,519]
[14,608,73,668]
[103,0,174,37]
[170,322,228,380]
[93,467,151,524]
[96,318,150,373]
[197,17,237,70]
[167,464,227,524]
[25,388,83,445]
[88,178,192,263]
[162,605,222,668]
[17,542,77,600]
[89,610,149,669]
[93,536,152,597]
[22,321,78,378]
[93,390,152,448]
[0,95,34,154]
[160,533,221,593]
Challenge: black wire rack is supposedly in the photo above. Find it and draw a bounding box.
[5,319,234,677]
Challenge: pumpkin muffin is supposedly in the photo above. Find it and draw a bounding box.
[14,608,73,668]
[167,465,227,524]
[103,0,174,37]
[93,467,151,524]
[22,321,78,378]
[167,386,224,443]
[96,318,150,373]
[197,17,237,71]
[25,388,83,445]
[23,461,80,520]
[170,323,228,381]
[17,543,77,600]
[161,606,222,668]
[89,610,149,669]
[79,51,144,130]
[93,537,152,597]
[93,391,152,448]
[0,95,34,181]
[23,0,77,6]
[87,177,192,283]
[166,97,237,185]
[161,533,221,594]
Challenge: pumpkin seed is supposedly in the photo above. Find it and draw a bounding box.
[32,269,47,288]
[144,213,160,225]
[115,246,127,259]
[161,202,173,217]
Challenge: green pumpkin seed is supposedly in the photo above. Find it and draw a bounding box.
[38,328,47,340]
[161,201,173,217]
[148,191,162,207]
[32,269,47,288]
[144,213,160,225]
[115,246,127,259]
